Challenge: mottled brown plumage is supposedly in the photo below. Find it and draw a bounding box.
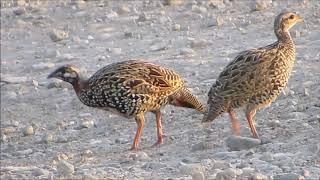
[203,12,303,138]
[48,60,205,150]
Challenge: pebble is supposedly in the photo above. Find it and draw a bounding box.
[23,126,34,136]
[273,173,305,180]
[2,76,28,84]
[192,172,205,180]
[212,160,232,169]
[251,173,269,180]
[129,151,151,161]
[42,133,54,144]
[56,136,68,143]
[216,16,224,27]
[106,10,118,19]
[117,5,131,15]
[1,134,8,142]
[192,5,207,14]
[79,118,95,129]
[107,48,122,55]
[32,62,55,70]
[2,127,17,135]
[150,42,167,51]
[180,48,196,56]
[57,160,74,176]
[115,137,129,144]
[226,136,261,151]
[252,0,272,11]
[136,12,149,22]
[14,148,33,156]
[6,91,18,100]
[49,29,69,42]
[208,0,225,9]
[173,23,181,31]
[190,39,209,49]
[163,0,183,6]
[13,7,26,16]
[142,162,167,170]
[179,163,204,175]
[216,168,238,180]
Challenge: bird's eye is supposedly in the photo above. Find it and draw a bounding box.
[289,15,295,19]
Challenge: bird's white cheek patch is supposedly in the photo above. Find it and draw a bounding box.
[64,72,77,78]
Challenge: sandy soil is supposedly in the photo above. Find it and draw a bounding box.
[1,0,320,179]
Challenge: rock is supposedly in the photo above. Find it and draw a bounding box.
[56,136,68,143]
[190,39,209,49]
[207,0,225,9]
[1,134,8,142]
[2,127,16,135]
[173,23,181,31]
[79,118,95,129]
[163,0,183,6]
[49,29,69,42]
[115,138,129,144]
[13,7,26,15]
[16,0,26,6]
[180,48,195,56]
[106,10,118,19]
[274,173,305,180]
[32,62,55,70]
[251,173,269,180]
[179,163,204,175]
[150,42,167,51]
[23,126,34,136]
[117,5,131,14]
[226,136,261,151]
[5,91,17,100]
[192,5,207,14]
[136,12,149,22]
[212,160,232,169]
[2,76,28,84]
[216,168,238,180]
[129,151,151,161]
[107,48,122,55]
[142,162,167,170]
[192,172,205,180]
[14,149,33,156]
[216,16,224,27]
[57,160,74,176]
[124,32,133,38]
[252,0,272,11]
[32,168,50,177]
[42,133,54,144]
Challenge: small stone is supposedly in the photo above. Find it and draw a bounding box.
[180,48,195,56]
[274,173,305,180]
[57,160,74,176]
[124,32,133,38]
[190,39,209,49]
[107,48,122,55]
[1,134,8,142]
[251,173,269,180]
[163,0,183,6]
[216,168,237,180]
[136,13,149,22]
[142,162,167,170]
[301,169,310,177]
[173,23,181,31]
[179,163,204,175]
[32,62,55,70]
[14,148,33,156]
[13,7,26,15]
[87,35,94,40]
[129,151,151,161]
[212,160,232,169]
[106,10,118,19]
[207,0,225,9]
[42,133,54,144]
[115,138,129,144]
[49,29,69,42]
[192,5,207,14]
[2,76,28,84]
[23,126,34,136]
[216,16,224,27]
[79,118,95,129]
[192,172,205,180]
[32,168,50,177]
[16,0,26,6]
[6,91,17,100]
[2,127,16,135]
[252,0,272,11]
[117,5,131,15]
[32,80,39,87]
[226,136,261,151]
[150,42,167,51]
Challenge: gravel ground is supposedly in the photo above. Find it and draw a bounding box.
[1,0,320,179]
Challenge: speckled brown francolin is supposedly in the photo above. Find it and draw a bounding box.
[202,11,304,138]
[48,60,205,150]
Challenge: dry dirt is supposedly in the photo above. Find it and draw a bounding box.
[1,0,320,179]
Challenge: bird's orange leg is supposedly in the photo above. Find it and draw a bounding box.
[130,114,145,151]
[151,110,165,148]
[228,110,241,136]
[245,107,259,138]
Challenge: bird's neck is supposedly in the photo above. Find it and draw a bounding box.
[72,78,89,95]
[275,27,294,46]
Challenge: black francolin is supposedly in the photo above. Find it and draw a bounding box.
[48,60,205,150]
[202,11,303,138]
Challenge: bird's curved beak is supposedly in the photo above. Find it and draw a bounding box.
[47,70,61,79]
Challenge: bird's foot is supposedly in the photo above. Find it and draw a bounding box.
[151,135,166,148]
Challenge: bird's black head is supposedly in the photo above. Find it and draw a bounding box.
[48,64,80,85]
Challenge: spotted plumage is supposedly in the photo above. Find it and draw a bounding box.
[48,60,205,150]
[203,11,303,138]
